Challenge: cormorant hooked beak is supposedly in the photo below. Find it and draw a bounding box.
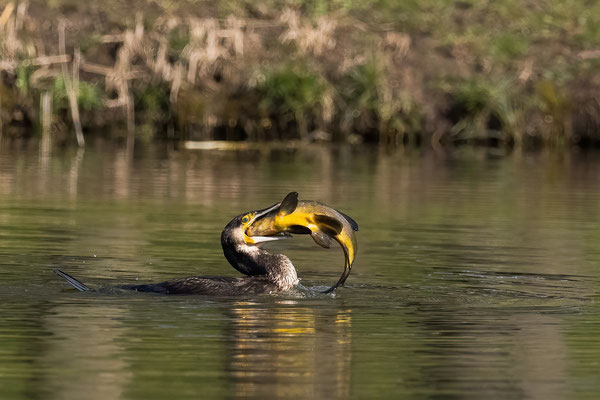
[241,202,290,245]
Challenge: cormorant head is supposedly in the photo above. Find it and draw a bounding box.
[221,202,289,276]
[221,202,289,246]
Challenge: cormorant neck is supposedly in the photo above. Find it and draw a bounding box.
[261,248,298,290]
[221,227,298,290]
[221,216,298,290]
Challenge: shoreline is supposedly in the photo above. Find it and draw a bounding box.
[1,1,599,148]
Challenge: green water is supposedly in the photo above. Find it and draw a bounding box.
[1,142,599,399]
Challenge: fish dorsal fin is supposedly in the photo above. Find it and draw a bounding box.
[313,214,343,236]
[311,231,333,248]
[278,192,298,216]
[339,211,359,231]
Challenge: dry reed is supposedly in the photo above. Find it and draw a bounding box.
[1,1,599,147]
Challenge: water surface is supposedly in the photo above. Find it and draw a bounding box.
[1,142,599,399]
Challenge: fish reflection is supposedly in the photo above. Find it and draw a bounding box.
[225,301,352,399]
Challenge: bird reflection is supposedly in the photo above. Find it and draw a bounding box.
[225,300,352,399]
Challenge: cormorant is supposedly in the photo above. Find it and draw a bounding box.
[55,193,358,295]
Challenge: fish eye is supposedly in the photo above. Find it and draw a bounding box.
[241,215,250,224]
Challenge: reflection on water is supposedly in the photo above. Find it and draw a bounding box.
[8,296,351,399]
[40,301,132,399]
[1,141,600,399]
[227,301,351,398]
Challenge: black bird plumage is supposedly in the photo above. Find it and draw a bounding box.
[55,206,298,295]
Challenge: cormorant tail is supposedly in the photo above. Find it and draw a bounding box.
[54,269,90,291]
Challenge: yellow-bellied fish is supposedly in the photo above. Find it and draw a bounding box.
[246,192,358,293]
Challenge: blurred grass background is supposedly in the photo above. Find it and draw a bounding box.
[1,0,599,148]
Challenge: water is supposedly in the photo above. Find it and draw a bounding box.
[1,142,600,399]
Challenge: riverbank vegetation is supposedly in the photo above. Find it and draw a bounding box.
[1,1,599,148]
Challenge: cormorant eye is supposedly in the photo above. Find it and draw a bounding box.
[241,215,250,224]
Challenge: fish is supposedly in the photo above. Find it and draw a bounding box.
[246,192,358,293]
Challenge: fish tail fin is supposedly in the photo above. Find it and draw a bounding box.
[54,269,90,291]
[323,256,352,294]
